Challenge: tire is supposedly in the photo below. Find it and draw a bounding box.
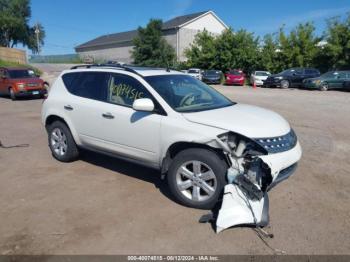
[9,88,16,100]
[320,82,328,91]
[47,121,79,162]
[167,148,227,209]
[280,80,290,89]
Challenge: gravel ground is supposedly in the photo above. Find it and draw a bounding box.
[0,64,349,255]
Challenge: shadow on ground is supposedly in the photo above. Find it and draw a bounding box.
[79,149,177,203]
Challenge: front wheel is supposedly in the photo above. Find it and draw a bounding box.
[9,88,16,100]
[47,121,79,162]
[167,148,227,209]
[320,82,328,91]
[280,80,290,89]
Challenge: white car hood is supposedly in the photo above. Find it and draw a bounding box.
[182,104,290,138]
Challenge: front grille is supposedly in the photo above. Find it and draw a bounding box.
[27,83,38,87]
[255,129,297,153]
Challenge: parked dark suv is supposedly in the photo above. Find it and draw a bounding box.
[263,68,320,89]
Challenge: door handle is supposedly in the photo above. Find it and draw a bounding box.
[102,112,114,119]
[64,105,73,111]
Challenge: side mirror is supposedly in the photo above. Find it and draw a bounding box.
[1,75,6,79]
[132,98,154,112]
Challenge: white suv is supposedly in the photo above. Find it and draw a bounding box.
[42,65,302,209]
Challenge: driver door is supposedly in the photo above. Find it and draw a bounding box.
[99,73,163,165]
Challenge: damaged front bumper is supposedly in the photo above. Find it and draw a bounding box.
[216,141,302,233]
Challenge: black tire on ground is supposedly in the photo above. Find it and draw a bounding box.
[320,82,328,91]
[280,80,290,89]
[167,148,227,209]
[47,120,79,162]
[9,88,16,100]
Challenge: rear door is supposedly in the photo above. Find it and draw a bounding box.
[61,71,112,149]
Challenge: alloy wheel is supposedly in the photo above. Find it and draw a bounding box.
[175,161,217,202]
[50,128,68,156]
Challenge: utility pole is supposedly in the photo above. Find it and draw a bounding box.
[34,23,40,55]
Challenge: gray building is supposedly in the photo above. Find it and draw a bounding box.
[75,11,228,63]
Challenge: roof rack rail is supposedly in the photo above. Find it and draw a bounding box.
[70,63,142,76]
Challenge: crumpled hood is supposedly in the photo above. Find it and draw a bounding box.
[182,104,291,138]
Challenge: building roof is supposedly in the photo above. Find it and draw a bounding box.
[75,11,209,51]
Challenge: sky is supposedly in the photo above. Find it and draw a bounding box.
[29,0,350,55]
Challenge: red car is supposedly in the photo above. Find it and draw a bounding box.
[0,67,47,100]
[225,70,245,86]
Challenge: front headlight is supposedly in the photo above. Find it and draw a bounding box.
[314,80,321,84]
[17,83,25,89]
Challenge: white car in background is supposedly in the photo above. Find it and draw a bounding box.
[42,64,301,230]
[250,71,271,86]
[187,68,202,80]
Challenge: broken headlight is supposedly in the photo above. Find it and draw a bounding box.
[218,132,267,156]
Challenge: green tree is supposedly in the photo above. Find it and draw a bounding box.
[184,29,216,69]
[318,14,350,70]
[186,28,260,73]
[0,0,45,53]
[286,22,319,67]
[259,33,283,73]
[212,28,235,71]
[132,19,176,67]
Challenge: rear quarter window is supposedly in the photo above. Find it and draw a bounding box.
[62,72,109,101]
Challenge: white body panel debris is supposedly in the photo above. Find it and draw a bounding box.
[216,184,268,233]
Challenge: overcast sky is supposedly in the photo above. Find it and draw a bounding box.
[29,0,350,55]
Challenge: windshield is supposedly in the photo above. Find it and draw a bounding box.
[228,71,242,75]
[280,68,302,75]
[188,69,200,74]
[145,75,234,113]
[204,70,221,76]
[8,70,35,79]
[321,71,337,78]
[255,71,270,76]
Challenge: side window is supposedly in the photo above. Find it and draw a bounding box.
[305,69,315,75]
[62,72,109,101]
[338,72,347,79]
[108,73,152,107]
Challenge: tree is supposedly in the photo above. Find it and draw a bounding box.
[185,28,261,73]
[285,23,319,67]
[0,0,45,53]
[132,19,176,67]
[318,14,350,70]
[259,33,283,73]
[184,29,216,69]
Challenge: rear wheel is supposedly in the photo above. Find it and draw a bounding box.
[9,88,16,100]
[320,82,328,91]
[167,148,227,209]
[281,80,290,89]
[47,121,79,162]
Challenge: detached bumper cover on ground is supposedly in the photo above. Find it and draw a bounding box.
[216,142,302,233]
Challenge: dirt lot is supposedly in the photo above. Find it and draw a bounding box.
[0,65,349,255]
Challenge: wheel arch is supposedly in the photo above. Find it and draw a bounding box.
[161,141,227,176]
[44,114,81,145]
